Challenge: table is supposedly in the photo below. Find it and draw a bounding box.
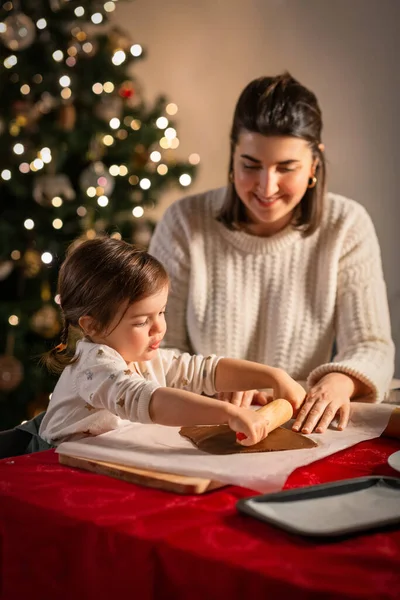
[0,437,400,600]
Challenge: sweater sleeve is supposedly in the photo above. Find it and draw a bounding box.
[76,347,160,424]
[148,199,193,353]
[307,205,395,402]
[161,349,221,396]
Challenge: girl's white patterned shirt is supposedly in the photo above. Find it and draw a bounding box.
[39,340,220,445]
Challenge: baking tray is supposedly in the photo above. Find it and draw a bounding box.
[237,476,400,537]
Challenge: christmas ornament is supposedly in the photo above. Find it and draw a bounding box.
[119,81,135,99]
[0,12,36,51]
[0,355,23,392]
[58,104,76,131]
[94,96,123,122]
[33,174,76,205]
[22,249,41,278]
[79,162,115,196]
[0,260,13,280]
[30,305,61,339]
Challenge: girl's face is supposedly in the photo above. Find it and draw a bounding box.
[232,132,318,236]
[86,285,168,364]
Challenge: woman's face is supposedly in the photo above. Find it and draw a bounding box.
[232,132,318,236]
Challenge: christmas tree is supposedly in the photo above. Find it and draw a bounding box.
[0,0,198,429]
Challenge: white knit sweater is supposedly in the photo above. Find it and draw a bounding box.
[149,187,395,402]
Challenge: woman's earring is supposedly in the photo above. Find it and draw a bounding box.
[308,176,317,188]
[229,171,234,184]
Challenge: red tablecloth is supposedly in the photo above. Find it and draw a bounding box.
[0,437,400,600]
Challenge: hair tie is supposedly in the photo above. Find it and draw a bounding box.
[55,343,67,353]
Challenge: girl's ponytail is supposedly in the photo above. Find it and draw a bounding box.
[41,320,80,374]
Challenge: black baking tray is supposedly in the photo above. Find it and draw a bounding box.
[237,476,400,537]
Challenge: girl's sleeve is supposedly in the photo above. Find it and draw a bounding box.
[148,201,193,353]
[307,205,395,402]
[76,347,160,423]
[161,349,221,397]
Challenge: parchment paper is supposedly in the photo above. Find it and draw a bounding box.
[56,402,394,493]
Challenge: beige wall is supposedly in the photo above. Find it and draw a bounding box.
[112,0,400,375]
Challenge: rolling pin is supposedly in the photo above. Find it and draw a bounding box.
[236,398,294,442]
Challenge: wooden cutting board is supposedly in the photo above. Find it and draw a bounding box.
[58,453,225,494]
[59,407,400,495]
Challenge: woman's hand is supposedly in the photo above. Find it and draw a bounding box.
[218,390,270,408]
[292,372,354,434]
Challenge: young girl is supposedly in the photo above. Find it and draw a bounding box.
[39,236,305,447]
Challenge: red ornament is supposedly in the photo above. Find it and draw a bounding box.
[119,82,135,99]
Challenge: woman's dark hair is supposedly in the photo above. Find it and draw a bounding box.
[42,236,169,373]
[218,72,326,235]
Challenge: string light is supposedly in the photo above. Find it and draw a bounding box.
[24,219,34,229]
[109,117,120,129]
[157,164,168,175]
[170,138,179,149]
[103,81,114,93]
[139,178,151,190]
[39,147,52,163]
[97,196,108,206]
[150,151,161,162]
[130,119,141,130]
[189,153,201,165]
[74,6,85,17]
[132,206,144,218]
[119,165,128,176]
[8,315,19,326]
[76,206,87,216]
[33,158,44,170]
[179,174,192,186]
[0,23,6,33]
[91,13,103,24]
[165,127,177,140]
[13,143,24,154]
[66,57,76,67]
[129,175,139,185]
[4,55,17,68]
[166,103,178,115]
[92,82,103,94]
[130,44,142,57]
[86,187,96,197]
[102,135,114,146]
[82,42,93,53]
[41,252,53,264]
[61,88,72,99]
[1,169,11,180]
[52,218,63,229]
[36,18,47,29]
[52,50,63,62]
[156,116,168,129]
[104,2,116,12]
[159,137,170,149]
[20,84,30,95]
[109,165,119,176]
[112,50,126,65]
[11,250,21,260]
[19,163,30,173]
[59,75,71,87]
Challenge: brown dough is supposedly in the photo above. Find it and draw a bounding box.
[180,424,317,455]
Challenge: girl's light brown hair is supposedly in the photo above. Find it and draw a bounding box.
[42,236,169,373]
[218,72,326,235]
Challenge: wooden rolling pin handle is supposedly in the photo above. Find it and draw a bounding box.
[236,398,294,441]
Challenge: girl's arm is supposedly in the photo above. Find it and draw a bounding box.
[215,358,306,411]
[149,387,286,446]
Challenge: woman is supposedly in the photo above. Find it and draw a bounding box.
[149,72,395,434]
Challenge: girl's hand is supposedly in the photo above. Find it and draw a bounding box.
[272,369,306,413]
[292,372,353,434]
[218,389,270,408]
[227,406,272,446]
